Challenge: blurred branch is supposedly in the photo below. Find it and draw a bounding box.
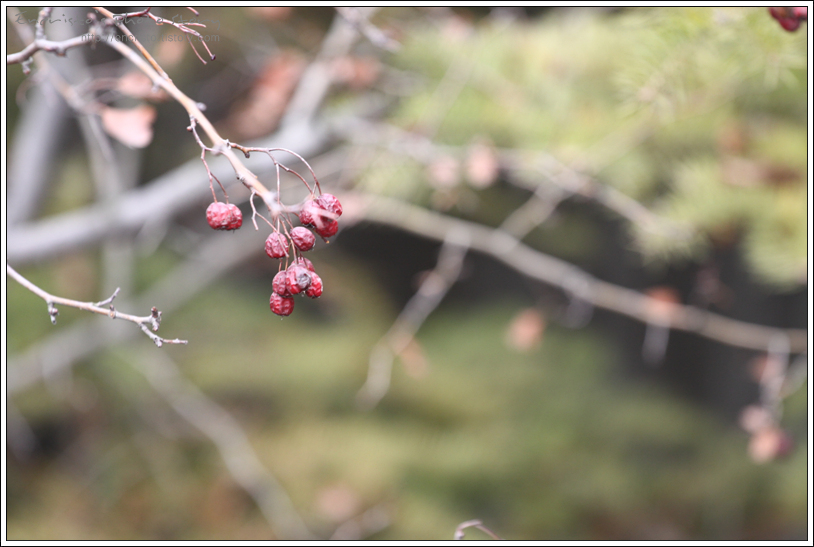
[7,118,328,266]
[348,193,808,354]
[357,228,470,409]
[508,148,693,240]
[335,7,400,52]
[454,519,502,540]
[281,7,377,126]
[357,186,566,408]
[7,7,89,226]
[131,350,314,540]
[7,265,186,347]
[340,120,692,240]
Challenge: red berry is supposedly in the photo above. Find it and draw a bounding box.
[314,219,339,239]
[769,7,789,20]
[265,232,289,258]
[272,270,290,296]
[270,292,294,316]
[299,200,320,227]
[207,202,242,231]
[225,204,242,230]
[290,226,316,251]
[294,257,315,272]
[778,16,801,31]
[769,7,802,31]
[305,272,323,298]
[286,265,312,295]
[316,193,342,218]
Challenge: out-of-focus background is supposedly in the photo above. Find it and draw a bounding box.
[5,6,809,541]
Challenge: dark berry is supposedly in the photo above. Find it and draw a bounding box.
[272,270,290,296]
[270,292,294,316]
[290,226,316,251]
[314,219,339,239]
[265,232,289,258]
[286,265,312,295]
[207,202,242,231]
[305,272,323,298]
[316,193,342,218]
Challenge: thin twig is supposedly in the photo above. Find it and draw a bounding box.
[112,7,216,64]
[7,265,186,347]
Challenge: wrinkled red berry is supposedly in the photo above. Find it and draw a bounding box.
[314,219,339,239]
[270,292,294,316]
[272,270,290,296]
[299,200,320,227]
[316,193,342,218]
[305,272,323,298]
[793,7,807,19]
[290,226,316,251]
[286,265,312,295]
[265,232,289,258]
[294,257,315,272]
[207,202,242,231]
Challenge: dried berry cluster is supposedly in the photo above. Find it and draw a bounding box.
[769,7,807,32]
[266,193,342,316]
[206,192,342,317]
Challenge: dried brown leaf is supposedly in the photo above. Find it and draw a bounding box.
[465,140,499,189]
[220,51,306,140]
[100,104,157,149]
[505,308,547,353]
[116,71,168,101]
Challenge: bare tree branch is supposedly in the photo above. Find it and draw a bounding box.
[335,7,400,52]
[346,193,808,354]
[6,6,94,70]
[357,186,567,408]
[7,265,187,347]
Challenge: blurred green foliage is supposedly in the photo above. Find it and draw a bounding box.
[362,6,807,288]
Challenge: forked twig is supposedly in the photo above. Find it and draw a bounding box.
[7,265,186,347]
